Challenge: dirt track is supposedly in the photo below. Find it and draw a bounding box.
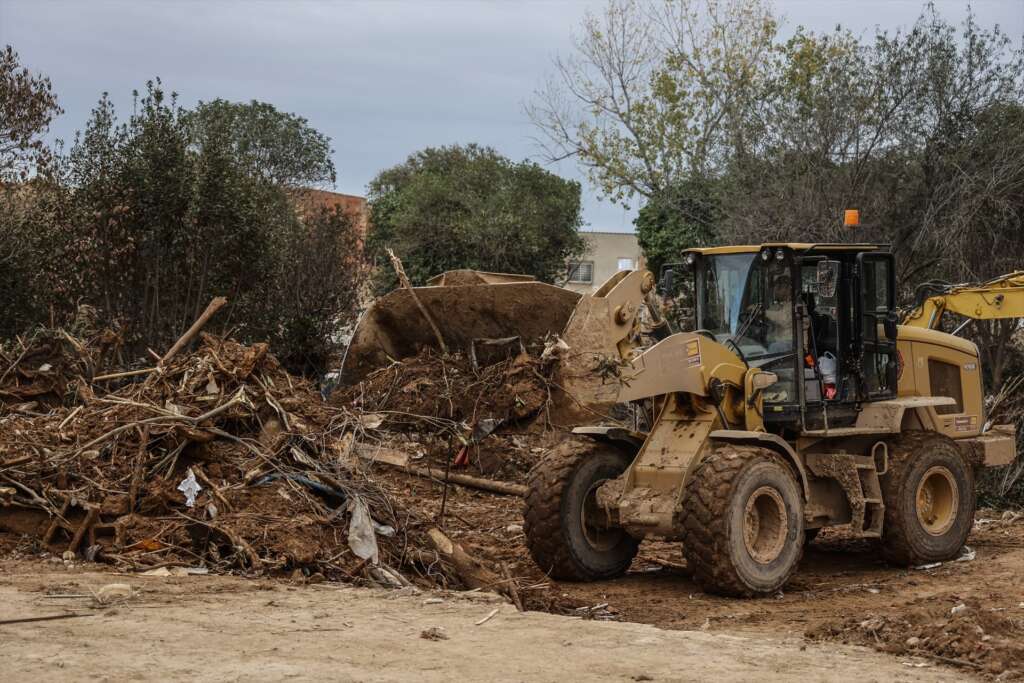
[0,563,965,682]
[374,467,1024,677]
[2,451,1021,680]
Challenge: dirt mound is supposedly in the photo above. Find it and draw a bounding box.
[0,314,124,409]
[807,594,1024,677]
[0,333,475,588]
[333,347,550,428]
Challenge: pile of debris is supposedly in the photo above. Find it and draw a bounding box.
[0,310,124,411]
[333,346,559,483]
[807,596,1024,676]
[333,347,550,428]
[0,330,531,592]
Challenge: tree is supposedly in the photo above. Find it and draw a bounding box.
[185,99,336,188]
[527,0,777,205]
[633,176,720,275]
[263,203,365,375]
[31,80,362,374]
[0,46,63,335]
[0,45,62,182]
[367,144,585,292]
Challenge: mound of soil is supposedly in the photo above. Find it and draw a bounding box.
[332,348,550,428]
[807,594,1024,677]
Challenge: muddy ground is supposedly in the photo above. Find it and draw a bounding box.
[3,476,1022,680]
[0,562,966,682]
[2,432,1024,679]
[368,466,1024,679]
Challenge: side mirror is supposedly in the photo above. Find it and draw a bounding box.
[816,260,840,299]
[659,267,675,297]
[883,311,899,341]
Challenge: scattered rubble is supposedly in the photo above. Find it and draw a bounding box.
[807,595,1024,677]
[0,321,565,604]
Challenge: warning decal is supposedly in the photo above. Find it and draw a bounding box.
[686,338,701,367]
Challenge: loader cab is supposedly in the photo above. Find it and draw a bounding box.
[677,244,899,434]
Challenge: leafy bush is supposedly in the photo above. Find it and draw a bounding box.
[367,144,585,293]
[2,78,364,376]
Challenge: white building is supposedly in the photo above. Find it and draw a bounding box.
[565,231,645,293]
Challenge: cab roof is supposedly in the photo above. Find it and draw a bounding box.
[684,243,888,256]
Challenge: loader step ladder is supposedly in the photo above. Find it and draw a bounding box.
[806,452,885,538]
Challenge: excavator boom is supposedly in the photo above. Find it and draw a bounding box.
[903,271,1024,329]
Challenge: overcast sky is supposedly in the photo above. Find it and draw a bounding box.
[2,0,1021,231]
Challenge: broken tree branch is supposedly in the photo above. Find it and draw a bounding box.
[355,444,525,497]
[161,296,227,366]
[385,248,448,355]
[426,527,502,591]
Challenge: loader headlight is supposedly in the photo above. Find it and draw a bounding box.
[684,252,697,266]
[775,249,785,261]
[761,249,771,261]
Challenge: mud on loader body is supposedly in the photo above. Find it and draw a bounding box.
[524,243,1017,597]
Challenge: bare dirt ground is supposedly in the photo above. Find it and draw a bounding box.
[371,468,1024,678]
[3,459,1021,680]
[0,561,967,682]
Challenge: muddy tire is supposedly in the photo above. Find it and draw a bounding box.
[681,445,804,597]
[523,438,638,581]
[880,432,975,566]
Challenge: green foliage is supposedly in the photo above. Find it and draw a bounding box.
[528,0,778,203]
[3,79,361,376]
[0,44,62,181]
[633,177,720,275]
[367,144,585,292]
[0,45,64,334]
[185,99,336,188]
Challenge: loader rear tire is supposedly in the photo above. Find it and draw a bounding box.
[524,439,638,581]
[681,445,805,597]
[880,432,975,566]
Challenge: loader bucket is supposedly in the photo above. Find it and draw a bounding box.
[340,270,581,384]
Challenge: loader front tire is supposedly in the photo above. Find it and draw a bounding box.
[880,432,975,566]
[524,439,638,581]
[681,445,805,597]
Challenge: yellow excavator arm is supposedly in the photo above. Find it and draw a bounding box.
[902,271,1024,329]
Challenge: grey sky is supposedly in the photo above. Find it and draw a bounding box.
[2,0,1021,231]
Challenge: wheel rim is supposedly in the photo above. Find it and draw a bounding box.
[743,486,788,564]
[916,466,958,536]
[580,480,620,552]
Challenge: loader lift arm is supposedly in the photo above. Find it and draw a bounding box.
[903,271,1024,330]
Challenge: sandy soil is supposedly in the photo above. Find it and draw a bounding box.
[2,467,1021,680]
[373,469,1024,677]
[0,562,964,682]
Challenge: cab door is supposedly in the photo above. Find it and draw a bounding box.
[855,252,898,400]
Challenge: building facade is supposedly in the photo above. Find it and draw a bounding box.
[565,231,645,293]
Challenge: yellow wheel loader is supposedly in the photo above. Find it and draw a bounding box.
[523,243,1018,596]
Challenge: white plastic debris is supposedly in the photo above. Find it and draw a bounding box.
[955,546,976,562]
[541,336,570,361]
[912,561,942,570]
[38,363,52,372]
[950,603,967,615]
[177,468,202,508]
[347,497,380,564]
[372,520,396,537]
